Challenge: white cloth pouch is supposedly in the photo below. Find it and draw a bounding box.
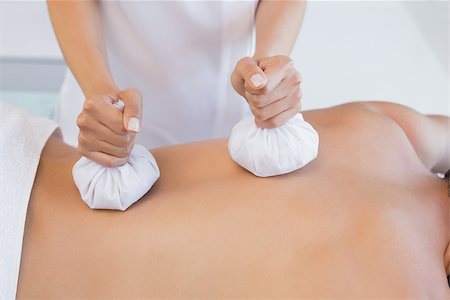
[228,113,319,177]
[72,144,160,211]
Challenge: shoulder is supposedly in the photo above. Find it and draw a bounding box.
[303,101,404,134]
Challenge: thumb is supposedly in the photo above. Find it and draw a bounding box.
[236,57,267,90]
[119,88,142,133]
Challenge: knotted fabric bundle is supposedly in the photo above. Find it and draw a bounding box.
[228,113,319,177]
[72,145,160,210]
[72,100,160,210]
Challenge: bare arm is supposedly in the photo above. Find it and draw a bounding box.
[231,1,307,128]
[47,1,142,167]
[47,0,117,96]
[364,101,450,174]
[253,0,307,59]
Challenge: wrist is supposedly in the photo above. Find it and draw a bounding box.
[252,52,291,62]
[82,79,118,98]
[67,60,118,98]
[252,52,270,62]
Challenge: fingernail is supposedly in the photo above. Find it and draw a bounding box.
[250,74,265,87]
[128,117,140,132]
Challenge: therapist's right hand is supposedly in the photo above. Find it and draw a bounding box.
[76,88,143,168]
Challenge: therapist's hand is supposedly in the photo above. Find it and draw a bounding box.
[76,88,142,168]
[231,55,302,128]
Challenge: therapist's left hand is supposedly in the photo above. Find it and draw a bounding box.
[231,55,302,128]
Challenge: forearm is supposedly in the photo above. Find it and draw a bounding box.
[47,0,117,97]
[253,0,307,59]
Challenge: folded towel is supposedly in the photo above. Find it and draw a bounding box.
[0,102,58,300]
[228,113,319,177]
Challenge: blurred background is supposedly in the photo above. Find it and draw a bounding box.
[0,0,448,120]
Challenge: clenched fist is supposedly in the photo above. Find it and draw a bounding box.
[76,88,142,168]
[231,55,302,128]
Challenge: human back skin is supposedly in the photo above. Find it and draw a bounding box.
[17,103,449,298]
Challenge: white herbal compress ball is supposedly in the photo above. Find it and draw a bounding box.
[72,100,160,211]
[228,113,319,177]
[72,145,160,210]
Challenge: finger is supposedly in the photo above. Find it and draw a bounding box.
[234,57,267,93]
[83,96,127,135]
[95,137,135,158]
[77,113,133,148]
[258,56,295,94]
[79,130,135,158]
[231,69,246,97]
[250,88,302,122]
[78,147,129,168]
[119,88,142,133]
[245,69,302,108]
[255,103,301,129]
[92,123,133,148]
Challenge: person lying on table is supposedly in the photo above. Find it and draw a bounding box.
[1,101,448,299]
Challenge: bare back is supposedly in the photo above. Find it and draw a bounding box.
[17,104,449,298]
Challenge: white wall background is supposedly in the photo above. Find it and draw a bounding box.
[0,0,448,114]
[294,0,449,114]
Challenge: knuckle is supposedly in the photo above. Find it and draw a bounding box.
[297,88,303,100]
[251,95,265,108]
[103,158,116,168]
[253,100,263,109]
[243,66,255,78]
[273,119,282,128]
[276,55,293,66]
[83,99,95,113]
[285,56,294,66]
[76,114,86,128]
[243,80,254,92]
[76,145,87,157]
[126,87,142,101]
[267,117,282,128]
[127,87,137,95]
[276,55,286,65]
[258,120,273,129]
[292,71,302,83]
[266,119,276,128]
[253,86,269,95]
[253,108,266,121]
[293,88,302,102]
[237,56,252,67]
[78,132,88,145]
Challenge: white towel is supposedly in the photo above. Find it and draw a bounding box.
[0,102,58,300]
[228,113,319,177]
